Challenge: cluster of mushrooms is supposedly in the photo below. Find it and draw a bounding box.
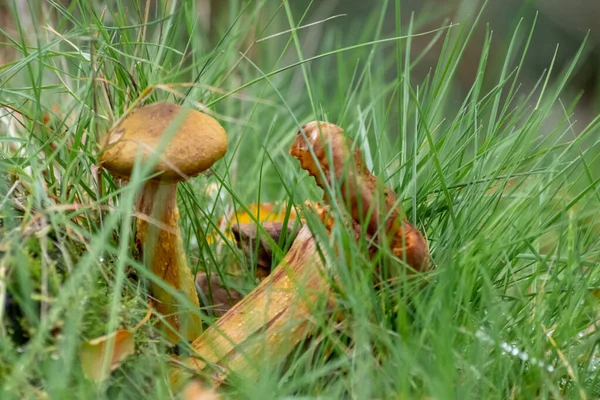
[99,102,430,391]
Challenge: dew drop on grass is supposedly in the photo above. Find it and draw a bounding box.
[474,328,554,373]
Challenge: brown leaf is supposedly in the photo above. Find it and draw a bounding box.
[80,301,152,382]
[80,329,135,382]
[195,272,244,316]
[231,221,300,278]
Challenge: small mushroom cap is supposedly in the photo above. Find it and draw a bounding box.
[100,103,228,182]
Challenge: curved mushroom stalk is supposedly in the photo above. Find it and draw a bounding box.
[170,223,334,389]
[169,121,429,389]
[136,180,203,341]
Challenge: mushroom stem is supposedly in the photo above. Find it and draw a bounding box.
[169,224,334,389]
[136,181,203,342]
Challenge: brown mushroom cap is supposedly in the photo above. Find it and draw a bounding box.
[100,102,228,182]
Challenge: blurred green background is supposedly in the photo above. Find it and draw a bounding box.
[2,0,599,125]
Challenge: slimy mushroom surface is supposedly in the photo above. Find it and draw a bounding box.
[290,121,429,272]
[101,102,227,182]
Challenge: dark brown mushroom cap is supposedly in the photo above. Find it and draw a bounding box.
[100,102,228,182]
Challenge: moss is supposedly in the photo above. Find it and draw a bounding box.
[79,256,148,339]
[5,238,44,345]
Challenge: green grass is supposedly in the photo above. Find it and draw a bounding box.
[1,0,600,398]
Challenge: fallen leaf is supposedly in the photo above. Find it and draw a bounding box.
[80,302,152,382]
[195,272,244,316]
[80,329,135,382]
[232,221,300,278]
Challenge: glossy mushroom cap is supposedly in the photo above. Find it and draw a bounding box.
[100,103,228,182]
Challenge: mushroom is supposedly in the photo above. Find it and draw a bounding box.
[168,121,430,391]
[100,102,228,342]
[290,121,430,272]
